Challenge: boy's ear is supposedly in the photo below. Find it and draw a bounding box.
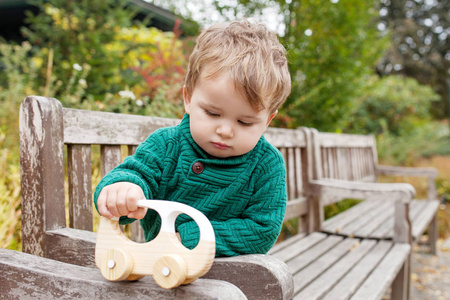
[183,85,191,114]
[266,110,278,126]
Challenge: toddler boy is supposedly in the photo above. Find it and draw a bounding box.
[94,19,291,256]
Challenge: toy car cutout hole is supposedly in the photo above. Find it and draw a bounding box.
[175,213,200,249]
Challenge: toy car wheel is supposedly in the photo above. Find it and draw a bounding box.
[182,277,197,285]
[126,274,145,281]
[100,248,133,281]
[153,254,187,289]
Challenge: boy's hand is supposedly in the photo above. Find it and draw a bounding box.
[97,182,147,220]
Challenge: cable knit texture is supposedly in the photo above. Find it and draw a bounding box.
[93,114,287,257]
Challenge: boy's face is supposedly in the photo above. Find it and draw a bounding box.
[183,72,276,158]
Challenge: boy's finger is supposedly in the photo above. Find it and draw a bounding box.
[106,192,121,217]
[116,188,130,216]
[126,187,145,212]
[97,190,114,219]
[128,207,147,220]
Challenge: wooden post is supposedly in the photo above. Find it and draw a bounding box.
[392,200,411,300]
[19,96,66,257]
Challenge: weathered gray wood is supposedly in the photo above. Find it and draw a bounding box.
[294,239,377,300]
[287,235,344,275]
[0,248,246,300]
[129,221,146,243]
[311,129,440,253]
[19,96,66,257]
[292,238,360,295]
[350,243,411,300]
[264,127,307,147]
[100,145,122,177]
[204,254,294,300]
[45,227,97,268]
[40,226,295,299]
[309,179,415,207]
[269,232,327,262]
[428,213,438,255]
[284,197,308,221]
[393,201,412,244]
[321,241,393,300]
[63,108,180,145]
[68,144,93,230]
[410,200,440,241]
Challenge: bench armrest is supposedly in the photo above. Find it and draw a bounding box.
[375,164,438,178]
[309,179,416,207]
[42,227,293,300]
[308,179,413,242]
[0,248,246,299]
[205,254,294,300]
[376,164,438,200]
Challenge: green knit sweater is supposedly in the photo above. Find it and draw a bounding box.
[93,114,287,257]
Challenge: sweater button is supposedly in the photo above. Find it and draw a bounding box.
[192,162,204,174]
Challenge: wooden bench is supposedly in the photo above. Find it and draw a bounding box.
[17,95,412,299]
[306,128,440,254]
[0,248,246,299]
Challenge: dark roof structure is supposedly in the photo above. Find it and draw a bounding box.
[0,0,197,41]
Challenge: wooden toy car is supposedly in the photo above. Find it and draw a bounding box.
[95,200,216,289]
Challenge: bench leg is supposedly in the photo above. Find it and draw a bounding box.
[390,255,410,300]
[428,214,438,255]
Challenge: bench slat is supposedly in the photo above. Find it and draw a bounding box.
[321,240,393,300]
[100,145,122,177]
[338,201,391,237]
[292,238,360,295]
[287,235,343,275]
[63,108,180,145]
[68,144,93,230]
[284,197,308,221]
[349,243,411,300]
[322,200,379,232]
[264,127,306,147]
[270,232,327,262]
[295,239,377,300]
[411,200,440,240]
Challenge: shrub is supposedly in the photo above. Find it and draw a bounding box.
[347,75,440,136]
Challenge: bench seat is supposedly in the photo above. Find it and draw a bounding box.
[269,232,411,300]
[322,199,440,241]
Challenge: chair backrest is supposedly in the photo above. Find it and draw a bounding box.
[309,129,378,182]
[19,96,311,264]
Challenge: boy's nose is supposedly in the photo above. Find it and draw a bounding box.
[216,123,234,138]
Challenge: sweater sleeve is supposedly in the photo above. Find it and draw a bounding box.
[93,130,167,225]
[177,150,287,257]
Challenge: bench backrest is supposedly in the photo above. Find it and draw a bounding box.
[19,96,311,264]
[309,129,378,182]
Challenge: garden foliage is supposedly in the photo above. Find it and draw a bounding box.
[0,0,449,249]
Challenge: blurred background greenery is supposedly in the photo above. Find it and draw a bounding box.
[0,0,449,250]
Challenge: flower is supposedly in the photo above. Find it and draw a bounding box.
[118,90,136,100]
[73,63,83,71]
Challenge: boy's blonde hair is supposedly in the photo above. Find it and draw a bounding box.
[185,19,291,114]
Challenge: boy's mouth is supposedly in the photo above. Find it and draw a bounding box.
[212,142,230,150]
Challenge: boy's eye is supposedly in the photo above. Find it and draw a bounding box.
[205,110,220,117]
[238,120,253,127]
